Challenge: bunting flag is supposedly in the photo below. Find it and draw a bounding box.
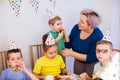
[49,0,56,7]
[30,0,39,13]
[46,9,56,20]
[8,0,22,16]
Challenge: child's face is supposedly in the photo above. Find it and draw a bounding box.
[7,52,22,69]
[45,45,57,59]
[51,20,62,32]
[96,44,113,63]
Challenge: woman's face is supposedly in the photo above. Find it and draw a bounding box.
[78,14,89,30]
[45,45,57,59]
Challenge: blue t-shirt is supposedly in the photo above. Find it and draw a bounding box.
[65,24,103,63]
[0,68,31,80]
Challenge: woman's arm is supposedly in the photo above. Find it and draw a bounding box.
[61,49,87,62]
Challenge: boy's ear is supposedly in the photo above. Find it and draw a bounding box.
[111,51,114,57]
[49,24,53,28]
[7,59,10,67]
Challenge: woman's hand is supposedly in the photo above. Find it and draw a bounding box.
[61,49,87,61]
[60,48,73,56]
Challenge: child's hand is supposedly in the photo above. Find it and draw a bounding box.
[63,68,72,75]
[80,72,91,80]
[17,61,26,71]
[59,27,64,33]
[58,31,64,39]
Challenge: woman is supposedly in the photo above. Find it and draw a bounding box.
[61,9,103,77]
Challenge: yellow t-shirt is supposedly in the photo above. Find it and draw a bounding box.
[33,55,65,76]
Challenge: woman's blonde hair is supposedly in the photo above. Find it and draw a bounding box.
[81,9,101,27]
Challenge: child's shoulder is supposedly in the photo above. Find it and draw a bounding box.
[56,54,62,57]
[55,55,63,60]
[2,68,12,73]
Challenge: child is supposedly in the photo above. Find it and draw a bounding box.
[33,33,71,80]
[0,48,39,80]
[80,40,114,80]
[47,16,69,56]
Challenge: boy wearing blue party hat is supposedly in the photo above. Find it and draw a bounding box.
[0,39,38,80]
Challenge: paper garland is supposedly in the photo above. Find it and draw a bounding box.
[8,0,58,16]
[49,0,56,7]
[46,9,56,20]
[30,0,39,13]
[8,0,22,16]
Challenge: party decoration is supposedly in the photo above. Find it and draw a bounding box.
[46,9,56,20]
[102,31,111,42]
[8,39,18,50]
[49,0,56,7]
[8,0,22,16]
[99,52,120,80]
[45,33,55,46]
[30,0,39,13]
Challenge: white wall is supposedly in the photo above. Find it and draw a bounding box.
[0,0,119,71]
[111,0,120,49]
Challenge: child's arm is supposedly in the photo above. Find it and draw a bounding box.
[33,72,45,80]
[23,69,39,80]
[61,68,71,75]
[55,27,69,43]
[63,28,69,42]
[55,31,64,43]
[18,62,39,80]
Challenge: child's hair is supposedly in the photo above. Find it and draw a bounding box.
[48,16,61,25]
[96,40,113,50]
[7,48,22,60]
[42,34,56,52]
